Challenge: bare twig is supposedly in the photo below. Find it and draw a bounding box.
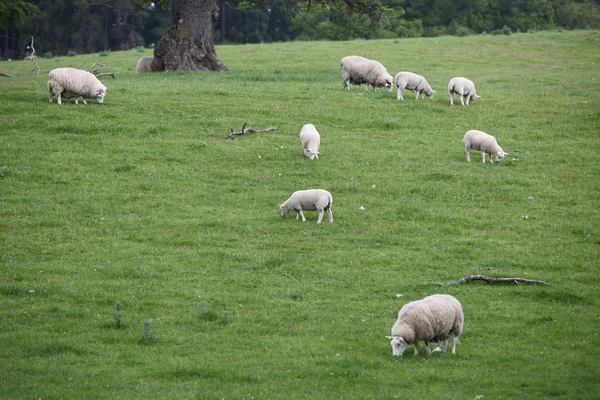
[282,273,296,281]
[427,275,550,286]
[96,72,117,79]
[24,36,40,77]
[86,62,107,73]
[0,72,13,78]
[228,123,278,139]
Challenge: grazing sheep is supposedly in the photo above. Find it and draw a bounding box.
[136,56,154,73]
[280,189,333,224]
[48,67,107,105]
[448,77,480,106]
[463,129,507,163]
[341,56,393,93]
[394,72,435,101]
[299,124,321,160]
[386,294,464,357]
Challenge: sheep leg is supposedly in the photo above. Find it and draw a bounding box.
[460,95,466,106]
[413,343,419,356]
[425,341,432,355]
[317,210,324,224]
[451,335,459,354]
[466,147,471,162]
[57,93,62,105]
[82,98,87,105]
[482,152,486,163]
[397,90,404,101]
[298,210,306,223]
[326,208,333,223]
[449,92,454,106]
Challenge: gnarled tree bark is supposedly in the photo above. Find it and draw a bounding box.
[151,0,227,72]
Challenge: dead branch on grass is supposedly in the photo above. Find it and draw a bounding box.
[23,36,40,77]
[427,274,550,286]
[228,123,278,139]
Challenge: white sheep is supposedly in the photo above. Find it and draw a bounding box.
[48,67,107,105]
[280,189,333,224]
[394,72,435,101]
[448,77,480,106]
[341,56,393,93]
[386,294,464,357]
[463,129,507,163]
[136,56,154,73]
[299,124,321,160]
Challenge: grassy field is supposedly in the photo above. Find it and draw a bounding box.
[1,30,599,399]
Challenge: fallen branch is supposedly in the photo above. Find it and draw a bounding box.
[96,72,117,79]
[228,123,278,139]
[0,72,13,78]
[86,62,107,73]
[427,274,550,286]
[282,273,296,281]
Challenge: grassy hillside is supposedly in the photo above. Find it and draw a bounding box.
[1,30,599,399]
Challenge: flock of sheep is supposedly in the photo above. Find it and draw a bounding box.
[46,54,503,357]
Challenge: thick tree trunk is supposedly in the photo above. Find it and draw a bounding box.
[151,0,227,72]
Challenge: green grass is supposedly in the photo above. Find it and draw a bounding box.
[1,30,599,399]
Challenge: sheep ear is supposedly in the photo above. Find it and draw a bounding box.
[385,336,393,340]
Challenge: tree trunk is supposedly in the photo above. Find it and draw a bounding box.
[151,0,227,72]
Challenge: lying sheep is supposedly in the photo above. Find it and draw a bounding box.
[463,129,507,163]
[448,77,480,106]
[386,294,464,357]
[48,67,107,105]
[299,124,321,160]
[280,189,333,224]
[341,56,393,93]
[136,56,154,73]
[394,72,435,101]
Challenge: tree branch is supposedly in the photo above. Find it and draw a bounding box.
[228,123,278,139]
[427,275,550,286]
[24,36,40,77]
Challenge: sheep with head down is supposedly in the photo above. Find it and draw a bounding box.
[394,71,435,101]
[448,77,480,106]
[280,189,333,224]
[463,129,507,163]
[136,56,154,73]
[387,294,464,357]
[48,67,107,105]
[341,56,393,93]
[299,124,320,160]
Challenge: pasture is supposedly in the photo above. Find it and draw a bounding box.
[1,30,599,399]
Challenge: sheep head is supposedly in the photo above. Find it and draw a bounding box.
[386,335,408,357]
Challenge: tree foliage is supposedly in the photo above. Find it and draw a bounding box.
[0,0,38,30]
[2,0,600,59]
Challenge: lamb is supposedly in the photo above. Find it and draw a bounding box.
[280,189,333,224]
[341,56,393,93]
[463,129,507,163]
[299,124,321,160]
[448,77,480,106]
[136,56,154,73]
[386,294,464,357]
[48,67,107,105]
[394,72,435,101]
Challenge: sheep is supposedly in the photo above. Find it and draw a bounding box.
[394,72,435,101]
[463,129,507,163]
[386,294,464,357]
[280,189,333,224]
[448,77,480,106]
[136,56,154,73]
[341,56,393,93]
[48,67,107,105]
[299,124,321,160]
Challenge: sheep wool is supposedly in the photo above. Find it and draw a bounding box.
[299,124,321,160]
[463,129,507,163]
[280,189,333,224]
[394,72,435,101]
[448,77,480,106]
[387,294,464,357]
[341,56,393,93]
[48,67,107,105]
[136,56,154,73]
